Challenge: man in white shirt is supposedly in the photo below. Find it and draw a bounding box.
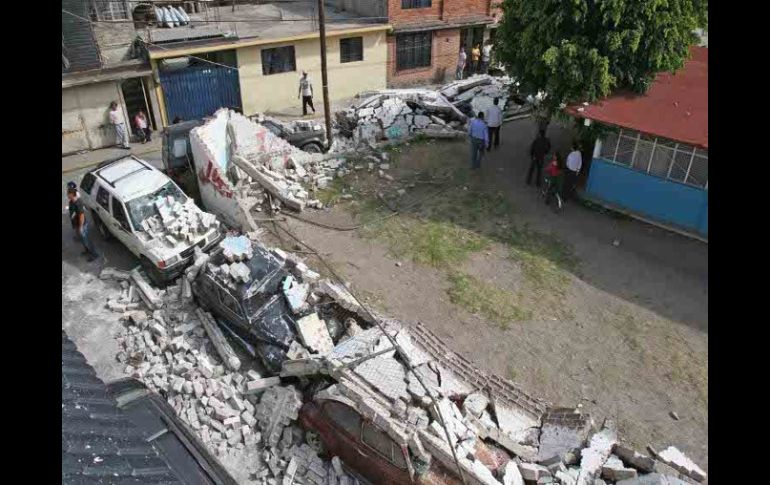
[298,71,316,116]
[481,41,492,73]
[565,143,583,199]
[109,101,130,150]
[485,98,503,151]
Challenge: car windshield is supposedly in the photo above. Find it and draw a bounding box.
[126,181,188,231]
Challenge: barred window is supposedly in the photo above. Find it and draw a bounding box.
[598,128,708,188]
[90,0,129,21]
[396,33,432,71]
[402,0,432,8]
[340,37,363,63]
[261,46,296,75]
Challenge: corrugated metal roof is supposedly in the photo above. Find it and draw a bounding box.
[566,46,708,148]
[61,331,181,484]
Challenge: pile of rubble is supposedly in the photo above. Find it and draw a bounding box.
[138,195,220,248]
[101,230,708,485]
[334,75,516,145]
[101,268,365,484]
[191,110,392,220]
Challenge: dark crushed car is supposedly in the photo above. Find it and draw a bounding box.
[191,244,299,374]
[250,116,327,154]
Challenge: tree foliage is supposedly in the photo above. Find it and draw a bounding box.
[495,0,708,111]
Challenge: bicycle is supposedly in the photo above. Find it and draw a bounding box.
[540,176,564,212]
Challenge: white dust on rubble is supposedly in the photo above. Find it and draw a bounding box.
[98,232,708,485]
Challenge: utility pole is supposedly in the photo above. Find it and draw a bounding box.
[316,0,333,148]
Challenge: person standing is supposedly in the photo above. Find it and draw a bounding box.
[527,129,551,187]
[68,186,99,262]
[468,112,488,170]
[471,44,481,74]
[456,48,467,80]
[298,71,316,116]
[485,98,502,151]
[134,109,151,144]
[481,41,492,73]
[109,101,130,149]
[66,181,80,241]
[565,143,583,200]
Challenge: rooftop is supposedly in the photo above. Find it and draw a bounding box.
[143,1,387,54]
[566,46,708,149]
[61,331,180,483]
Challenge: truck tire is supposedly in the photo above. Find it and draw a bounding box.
[301,142,324,154]
[139,256,167,288]
[91,211,113,241]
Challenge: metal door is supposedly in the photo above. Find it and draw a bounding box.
[159,64,242,122]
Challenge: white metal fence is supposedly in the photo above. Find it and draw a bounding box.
[599,129,708,189]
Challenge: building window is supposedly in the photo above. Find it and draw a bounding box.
[401,0,431,8]
[89,0,129,21]
[261,46,296,75]
[599,128,708,189]
[396,33,432,71]
[340,37,364,63]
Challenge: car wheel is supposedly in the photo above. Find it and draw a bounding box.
[92,212,113,241]
[139,256,167,288]
[301,142,323,154]
[305,430,325,455]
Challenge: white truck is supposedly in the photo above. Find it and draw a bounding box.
[79,155,224,285]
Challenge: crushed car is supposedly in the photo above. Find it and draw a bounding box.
[79,155,223,285]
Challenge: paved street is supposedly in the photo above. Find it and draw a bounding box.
[61,147,162,382]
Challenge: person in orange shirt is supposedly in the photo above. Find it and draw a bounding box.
[471,44,481,74]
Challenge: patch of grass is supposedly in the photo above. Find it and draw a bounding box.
[316,177,353,206]
[501,225,580,294]
[446,272,531,329]
[427,187,515,226]
[364,217,490,269]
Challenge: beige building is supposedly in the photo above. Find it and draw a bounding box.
[148,25,389,122]
[236,28,388,115]
[141,2,391,126]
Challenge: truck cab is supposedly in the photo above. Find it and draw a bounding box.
[161,119,205,205]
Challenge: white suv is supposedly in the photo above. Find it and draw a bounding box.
[79,155,223,285]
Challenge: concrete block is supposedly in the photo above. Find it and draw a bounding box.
[614,444,655,473]
[652,446,707,482]
[577,427,618,485]
[245,377,282,395]
[501,460,525,485]
[601,455,638,482]
[295,313,335,354]
[519,463,550,482]
[193,381,204,398]
[224,416,242,427]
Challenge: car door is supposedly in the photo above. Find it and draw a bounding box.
[110,197,141,256]
[93,183,115,232]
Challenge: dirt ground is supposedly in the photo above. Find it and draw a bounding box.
[262,118,708,470]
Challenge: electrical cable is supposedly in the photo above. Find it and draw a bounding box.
[268,217,469,485]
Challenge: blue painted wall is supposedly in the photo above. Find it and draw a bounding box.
[586,158,708,237]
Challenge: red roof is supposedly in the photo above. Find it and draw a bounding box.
[566,46,708,148]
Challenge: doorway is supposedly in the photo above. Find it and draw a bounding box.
[121,77,156,136]
[460,26,485,76]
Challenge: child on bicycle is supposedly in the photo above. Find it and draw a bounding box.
[544,153,564,205]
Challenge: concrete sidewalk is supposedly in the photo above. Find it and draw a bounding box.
[62,137,162,173]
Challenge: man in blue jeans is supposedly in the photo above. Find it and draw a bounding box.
[468,112,489,169]
[68,187,99,262]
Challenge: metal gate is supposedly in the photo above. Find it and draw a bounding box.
[159,64,242,122]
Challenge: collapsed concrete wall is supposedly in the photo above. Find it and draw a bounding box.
[189,110,257,232]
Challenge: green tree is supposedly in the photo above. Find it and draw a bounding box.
[495,0,708,114]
